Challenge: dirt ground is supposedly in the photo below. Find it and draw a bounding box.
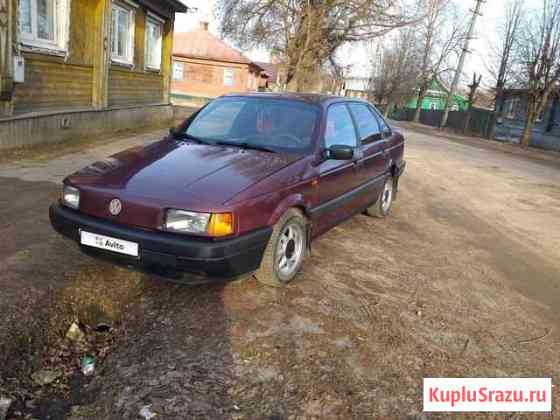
[0,124,559,419]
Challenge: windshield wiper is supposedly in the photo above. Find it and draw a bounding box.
[215,141,276,153]
[173,132,208,145]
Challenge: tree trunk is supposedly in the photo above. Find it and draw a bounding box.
[463,106,473,134]
[413,84,428,123]
[384,102,392,118]
[487,87,504,140]
[520,98,537,148]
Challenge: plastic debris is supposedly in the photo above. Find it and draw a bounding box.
[0,398,12,420]
[139,405,157,419]
[81,355,96,376]
[66,322,86,342]
[31,370,59,386]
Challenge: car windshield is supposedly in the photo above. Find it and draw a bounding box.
[183,97,319,153]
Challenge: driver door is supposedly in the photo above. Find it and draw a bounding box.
[312,103,362,235]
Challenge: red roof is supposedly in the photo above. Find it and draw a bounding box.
[254,62,279,82]
[173,29,252,65]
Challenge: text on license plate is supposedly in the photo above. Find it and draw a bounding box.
[80,231,139,257]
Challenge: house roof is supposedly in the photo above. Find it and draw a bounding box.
[503,84,560,97]
[162,0,188,12]
[254,62,279,82]
[173,29,252,65]
[138,0,187,18]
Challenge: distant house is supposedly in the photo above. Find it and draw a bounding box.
[343,77,371,99]
[254,61,280,91]
[0,0,187,149]
[406,79,468,112]
[172,23,264,104]
[494,88,560,151]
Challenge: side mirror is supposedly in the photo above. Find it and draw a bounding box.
[169,127,177,137]
[327,145,354,161]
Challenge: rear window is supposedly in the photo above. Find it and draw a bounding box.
[185,97,319,153]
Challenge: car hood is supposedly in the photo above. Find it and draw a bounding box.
[67,139,299,208]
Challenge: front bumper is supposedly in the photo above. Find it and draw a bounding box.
[49,204,272,278]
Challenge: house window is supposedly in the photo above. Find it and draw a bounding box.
[111,2,136,65]
[506,98,520,119]
[19,0,70,52]
[145,15,163,70]
[173,61,184,81]
[224,68,235,87]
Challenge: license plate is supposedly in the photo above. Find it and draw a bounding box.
[80,231,139,257]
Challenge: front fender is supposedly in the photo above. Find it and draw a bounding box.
[267,193,312,226]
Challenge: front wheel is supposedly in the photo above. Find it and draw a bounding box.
[366,175,394,218]
[255,209,308,287]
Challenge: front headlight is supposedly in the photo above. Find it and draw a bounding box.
[164,210,234,237]
[62,185,80,210]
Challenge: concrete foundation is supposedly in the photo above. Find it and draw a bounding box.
[0,104,174,150]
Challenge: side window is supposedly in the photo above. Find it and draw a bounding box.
[111,2,136,65]
[19,0,70,52]
[145,16,163,71]
[172,61,184,81]
[224,68,235,87]
[348,103,381,144]
[370,106,392,138]
[324,105,357,149]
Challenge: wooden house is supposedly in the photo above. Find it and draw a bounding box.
[494,88,560,151]
[0,0,187,149]
[406,79,468,112]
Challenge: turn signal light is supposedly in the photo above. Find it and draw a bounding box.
[207,213,234,237]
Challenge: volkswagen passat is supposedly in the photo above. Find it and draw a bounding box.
[50,93,406,286]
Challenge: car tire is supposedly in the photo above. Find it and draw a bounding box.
[255,208,308,287]
[366,175,394,218]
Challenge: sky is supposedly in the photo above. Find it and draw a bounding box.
[175,0,509,89]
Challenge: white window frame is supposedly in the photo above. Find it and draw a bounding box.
[224,68,235,87]
[144,12,164,71]
[172,61,184,81]
[111,1,137,66]
[19,0,71,54]
[506,98,520,119]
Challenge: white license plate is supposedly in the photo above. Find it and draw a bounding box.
[80,231,139,257]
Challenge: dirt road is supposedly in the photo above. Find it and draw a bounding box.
[1,125,559,419]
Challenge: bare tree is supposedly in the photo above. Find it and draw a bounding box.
[463,72,482,133]
[486,0,523,140]
[412,0,463,123]
[371,28,421,116]
[514,0,560,147]
[217,0,419,92]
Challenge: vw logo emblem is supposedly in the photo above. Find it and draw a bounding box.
[108,198,122,216]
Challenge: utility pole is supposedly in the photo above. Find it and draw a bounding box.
[440,0,484,128]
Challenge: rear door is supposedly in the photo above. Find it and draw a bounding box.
[347,103,389,208]
[312,103,362,235]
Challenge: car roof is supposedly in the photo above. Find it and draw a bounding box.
[220,92,369,107]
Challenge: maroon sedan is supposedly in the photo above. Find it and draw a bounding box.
[50,93,405,286]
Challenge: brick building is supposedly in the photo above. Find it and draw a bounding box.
[171,23,263,104]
